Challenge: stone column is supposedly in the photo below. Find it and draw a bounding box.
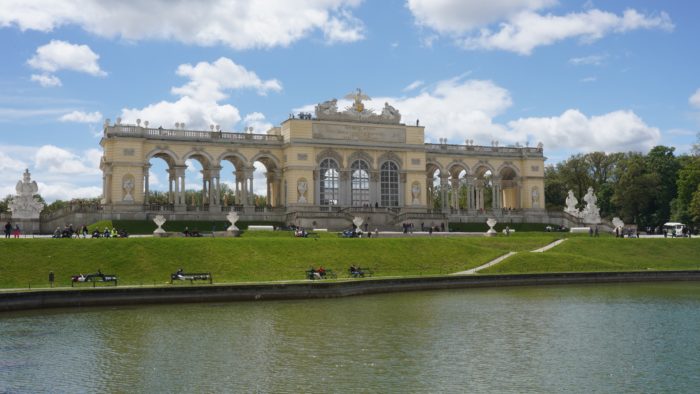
[273,171,282,208]
[440,175,449,210]
[201,175,208,207]
[340,170,351,206]
[233,171,242,205]
[246,166,255,206]
[399,172,406,207]
[450,178,459,209]
[173,165,186,207]
[143,164,151,205]
[491,178,501,209]
[209,166,221,208]
[371,171,380,207]
[167,168,175,204]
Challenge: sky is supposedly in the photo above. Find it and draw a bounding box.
[1,0,699,202]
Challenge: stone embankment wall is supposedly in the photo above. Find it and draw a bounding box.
[2,271,699,312]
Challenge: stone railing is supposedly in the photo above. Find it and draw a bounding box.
[104,124,283,144]
[425,143,543,156]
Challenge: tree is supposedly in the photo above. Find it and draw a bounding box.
[558,154,592,204]
[544,165,567,209]
[672,155,700,225]
[585,151,622,218]
[612,153,660,226]
[644,146,679,225]
[0,194,11,213]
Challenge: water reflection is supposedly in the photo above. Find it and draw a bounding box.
[1,283,699,392]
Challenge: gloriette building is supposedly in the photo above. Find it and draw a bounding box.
[99,90,546,229]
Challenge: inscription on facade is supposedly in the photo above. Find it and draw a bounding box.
[411,158,421,166]
[312,123,405,144]
[297,153,308,161]
[123,148,135,156]
[531,165,540,172]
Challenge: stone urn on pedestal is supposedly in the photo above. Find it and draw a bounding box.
[353,216,364,234]
[226,211,241,237]
[485,218,498,237]
[153,215,166,236]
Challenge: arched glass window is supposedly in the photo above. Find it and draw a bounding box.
[351,160,370,206]
[380,161,399,207]
[320,158,339,205]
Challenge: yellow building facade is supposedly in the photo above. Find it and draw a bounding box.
[100,93,546,229]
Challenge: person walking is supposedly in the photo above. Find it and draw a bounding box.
[4,221,11,238]
[13,224,21,238]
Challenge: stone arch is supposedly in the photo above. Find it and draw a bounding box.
[445,160,470,210]
[145,147,178,167]
[377,151,402,168]
[425,158,443,176]
[496,162,520,179]
[472,161,496,178]
[446,160,470,178]
[347,150,374,169]
[316,148,343,168]
[250,151,281,170]
[182,149,215,168]
[217,150,248,169]
[497,162,521,209]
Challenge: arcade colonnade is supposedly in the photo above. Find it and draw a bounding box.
[100,115,545,216]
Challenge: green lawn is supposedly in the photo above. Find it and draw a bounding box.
[480,237,700,274]
[0,235,558,289]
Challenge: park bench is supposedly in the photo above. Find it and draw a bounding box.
[71,273,118,287]
[348,267,373,278]
[170,272,213,284]
[305,269,337,280]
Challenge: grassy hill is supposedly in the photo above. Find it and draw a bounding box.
[0,234,557,289]
[480,237,700,274]
[2,234,698,290]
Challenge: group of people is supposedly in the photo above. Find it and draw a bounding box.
[4,222,20,238]
[52,224,88,238]
[308,266,326,280]
[182,227,202,237]
[349,264,365,278]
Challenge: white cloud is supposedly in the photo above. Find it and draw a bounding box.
[34,145,100,175]
[28,40,106,76]
[1,0,364,49]
[322,10,365,43]
[121,57,279,131]
[30,73,62,87]
[121,96,241,131]
[243,112,273,133]
[408,0,554,33]
[403,80,424,92]
[690,88,700,109]
[298,75,660,153]
[171,57,281,101]
[580,76,597,83]
[569,54,605,66]
[36,183,102,202]
[460,9,673,55]
[59,110,102,123]
[0,145,102,202]
[508,109,660,152]
[407,1,673,55]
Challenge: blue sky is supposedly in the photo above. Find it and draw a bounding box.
[1,0,699,201]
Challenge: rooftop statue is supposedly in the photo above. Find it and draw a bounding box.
[8,169,44,219]
[313,89,402,124]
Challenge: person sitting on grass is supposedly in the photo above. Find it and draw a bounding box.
[92,229,101,238]
[103,227,111,238]
[317,266,326,279]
